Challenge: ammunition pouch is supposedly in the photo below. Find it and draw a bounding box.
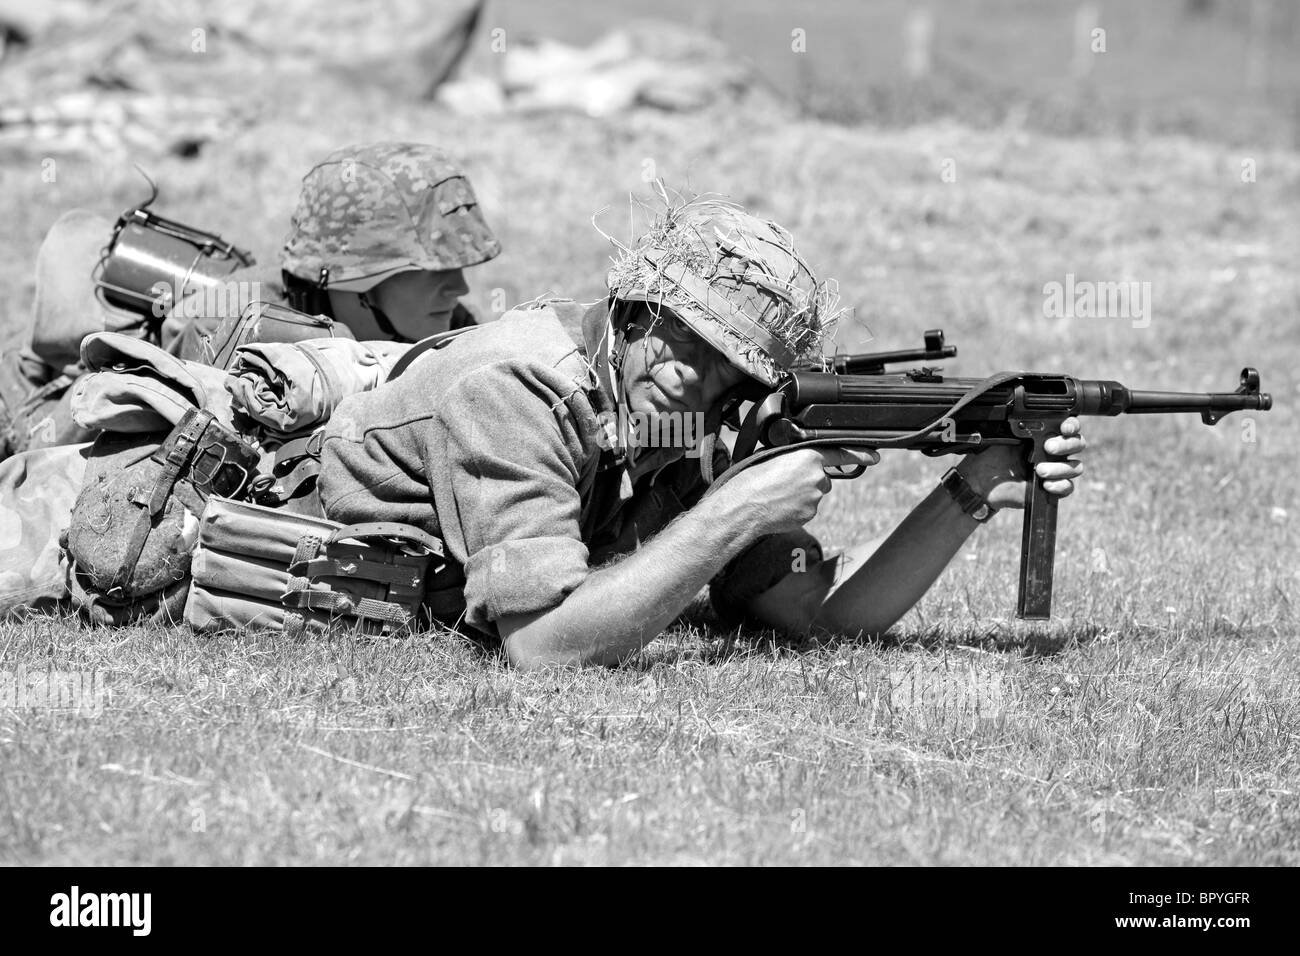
[282,522,444,636]
[187,498,464,636]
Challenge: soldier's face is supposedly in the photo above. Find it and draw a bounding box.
[620,305,747,416]
[371,268,469,336]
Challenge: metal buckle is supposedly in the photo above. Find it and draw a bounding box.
[190,441,251,499]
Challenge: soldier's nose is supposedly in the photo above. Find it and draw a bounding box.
[673,362,705,390]
[441,269,469,299]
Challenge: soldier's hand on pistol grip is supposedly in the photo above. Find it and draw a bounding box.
[956,416,1088,510]
[718,447,880,535]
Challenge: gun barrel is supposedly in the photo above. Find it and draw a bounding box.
[1121,389,1272,414]
[1098,368,1272,425]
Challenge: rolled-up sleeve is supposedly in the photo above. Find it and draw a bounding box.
[425,362,594,629]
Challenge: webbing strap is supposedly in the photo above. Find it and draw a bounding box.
[296,342,346,413]
[19,373,76,413]
[698,431,720,485]
[351,597,411,624]
[328,521,443,555]
[279,529,426,634]
[253,432,323,505]
[274,433,317,462]
[292,556,425,588]
[284,589,353,613]
[281,533,321,637]
[256,454,319,506]
[106,410,213,598]
[362,299,403,342]
[385,328,471,382]
[282,588,411,626]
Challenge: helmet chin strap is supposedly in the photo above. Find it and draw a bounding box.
[604,313,636,461]
[359,292,410,343]
[605,303,674,472]
[608,302,633,375]
[604,300,637,400]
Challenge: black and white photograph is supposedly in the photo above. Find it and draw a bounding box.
[0,0,1294,898]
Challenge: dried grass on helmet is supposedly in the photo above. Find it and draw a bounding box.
[598,182,844,377]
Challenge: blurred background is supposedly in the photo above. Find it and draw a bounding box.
[497,0,1300,142]
[8,1,1296,145]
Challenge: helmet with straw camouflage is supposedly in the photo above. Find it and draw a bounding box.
[281,142,501,292]
[605,190,840,387]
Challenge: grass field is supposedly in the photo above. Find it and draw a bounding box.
[1,1,1298,865]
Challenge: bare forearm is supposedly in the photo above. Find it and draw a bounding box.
[501,494,760,668]
[812,485,981,637]
[813,421,1086,636]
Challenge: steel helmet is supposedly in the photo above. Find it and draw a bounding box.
[281,142,501,292]
[606,192,840,387]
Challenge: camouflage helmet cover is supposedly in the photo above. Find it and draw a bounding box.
[281,142,501,291]
[606,191,841,387]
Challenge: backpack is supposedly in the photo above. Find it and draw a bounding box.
[54,315,460,634]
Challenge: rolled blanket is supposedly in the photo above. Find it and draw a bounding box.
[225,338,408,437]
